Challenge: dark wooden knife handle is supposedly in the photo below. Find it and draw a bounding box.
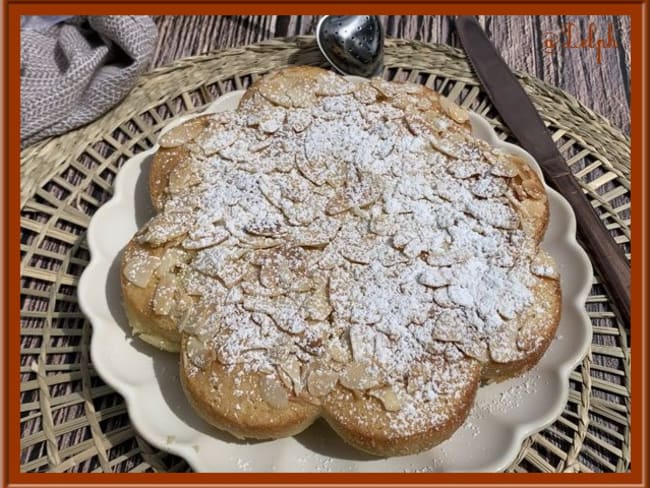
[542,155,630,326]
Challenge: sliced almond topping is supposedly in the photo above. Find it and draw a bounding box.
[370,78,397,98]
[431,309,465,342]
[403,112,430,137]
[488,324,523,363]
[136,211,194,246]
[329,339,351,363]
[168,162,202,195]
[448,160,485,179]
[258,83,293,109]
[368,214,395,238]
[471,176,508,198]
[258,108,287,134]
[249,138,273,153]
[276,366,294,392]
[196,128,239,155]
[314,73,355,96]
[522,178,545,200]
[353,83,378,104]
[242,296,306,334]
[307,369,339,397]
[456,337,489,362]
[339,361,380,391]
[530,250,560,280]
[279,200,318,226]
[428,133,461,159]
[340,244,374,265]
[159,119,206,148]
[425,248,471,267]
[325,172,381,215]
[432,287,456,308]
[182,226,230,250]
[157,248,189,277]
[490,156,520,178]
[380,247,409,267]
[152,275,177,316]
[259,375,289,409]
[439,96,469,124]
[465,199,520,230]
[123,254,161,288]
[291,218,340,247]
[369,386,402,412]
[417,267,452,288]
[186,335,214,370]
[296,150,327,186]
[287,108,313,133]
[349,323,375,362]
[301,293,333,321]
[191,246,249,288]
[279,357,303,395]
[244,215,287,237]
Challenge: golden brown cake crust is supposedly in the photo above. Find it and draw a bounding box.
[120,66,562,457]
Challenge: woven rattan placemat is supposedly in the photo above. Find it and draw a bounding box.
[19,37,631,473]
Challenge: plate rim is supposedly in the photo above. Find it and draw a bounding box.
[78,86,593,473]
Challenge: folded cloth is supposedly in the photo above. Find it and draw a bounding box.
[21,16,158,147]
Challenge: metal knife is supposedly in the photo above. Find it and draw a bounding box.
[456,16,630,326]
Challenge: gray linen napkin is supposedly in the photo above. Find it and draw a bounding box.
[21,16,158,147]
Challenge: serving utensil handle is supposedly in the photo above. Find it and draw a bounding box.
[542,155,630,326]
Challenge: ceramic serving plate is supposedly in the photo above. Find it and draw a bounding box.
[78,86,593,472]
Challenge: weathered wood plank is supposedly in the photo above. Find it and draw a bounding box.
[152,15,630,134]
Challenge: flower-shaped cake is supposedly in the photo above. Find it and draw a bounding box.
[120,67,561,456]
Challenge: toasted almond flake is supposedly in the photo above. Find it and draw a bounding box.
[182,227,230,250]
[403,112,430,136]
[168,163,202,195]
[340,244,373,265]
[242,296,306,334]
[279,357,303,394]
[339,361,380,391]
[158,248,190,277]
[307,369,339,397]
[152,275,177,315]
[301,293,332,321]
[369,386,402,412]
[428,133,461,159]
[439,96,469,124]
[370,78,397,98]
[159,119,206,148]
[490,156,520,178]
[249,138,273,153]
[329,340,351,363]
[353,83,378,104]
[489,324,523,363]
[456,338,489,362]
[136,212,194,246]
[276,366,294,391]
[530,251,560,280]
[123,254,161,288]
[196,129,239,155]
[522,178,545,200]
[417,267,452,288]
[186,335,214,369]
[259,375,289,409]
[431,309,466,342]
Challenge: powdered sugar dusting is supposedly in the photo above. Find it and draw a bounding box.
[126,70,559,439]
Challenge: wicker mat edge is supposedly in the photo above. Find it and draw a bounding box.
[20,37,630,208]
[19,36,631,473]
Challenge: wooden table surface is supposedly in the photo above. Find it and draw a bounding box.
[18,14,631,474]
[152,15,631,136]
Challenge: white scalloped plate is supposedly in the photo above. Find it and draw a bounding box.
[78,87,593,472]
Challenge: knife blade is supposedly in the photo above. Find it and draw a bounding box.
[456,16,630,326]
